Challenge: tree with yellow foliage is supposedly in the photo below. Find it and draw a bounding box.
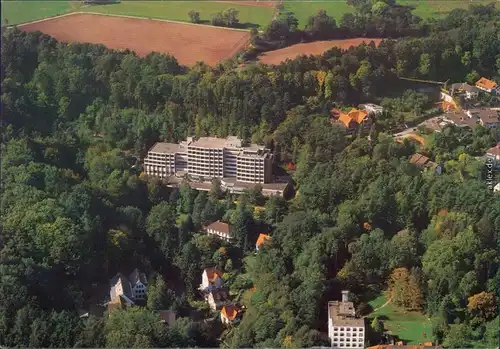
[388,267,424,311]
[467,291,497,321]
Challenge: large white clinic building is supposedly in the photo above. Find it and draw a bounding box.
[144,136,273,184]
[328,291,365,349]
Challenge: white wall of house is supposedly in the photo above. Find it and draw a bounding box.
[201,271,223,290]
[132,282,147,300]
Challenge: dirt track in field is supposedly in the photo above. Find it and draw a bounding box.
[259,38,383,65]
[18,13,250,66]
[216,1,277,8]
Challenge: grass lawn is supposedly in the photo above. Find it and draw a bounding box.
[283,1,353,28]
[401,0,497,19]
[1,1,82,25]
[368,293,433,345]
[81,1,275,29]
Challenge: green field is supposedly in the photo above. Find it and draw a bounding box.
[368,294,433,345]
[1,1,82,25]
[402,0,497,18]
[1,0,497,28]
[81,1,274,29]
[283,1,353,28]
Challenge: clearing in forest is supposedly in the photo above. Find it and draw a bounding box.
[368,293,433,344]
[17,13,250,67]
[258,37,383,65]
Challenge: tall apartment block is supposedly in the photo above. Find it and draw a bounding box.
[144,136,273,184]
[328,291,365,349]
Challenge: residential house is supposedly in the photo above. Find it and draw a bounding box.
[409,153,442,175]
[159,310,177,326]
[205,288,229,311]
[486,144,500,169]
[443,111,479,129]
[109,269,148,305]
[205,220,232,241]
[328,291,365,349]
[475,77,499,94]
[128,268,148,301]
[450,83,479,99]
[361,103,384,115]
[200,267,224,291]
[469,109,500,128]
[220,304,242,325]
[337,108,372,135]
[256,233,271,251]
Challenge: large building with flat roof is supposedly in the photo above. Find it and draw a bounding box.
[328,291,365,349]
[144,136,273,184]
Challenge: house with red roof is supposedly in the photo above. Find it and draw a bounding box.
[200,267,224,291]
[255,233,271,251]
[220,304,242,325]
[475,77,499,94]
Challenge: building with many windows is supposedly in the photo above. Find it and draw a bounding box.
[328,291,365,349]
[144,136,273,184]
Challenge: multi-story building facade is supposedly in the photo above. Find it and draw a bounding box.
[144,136,273,184]
[328,291,365,349]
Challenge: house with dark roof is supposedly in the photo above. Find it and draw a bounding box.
[205,220,232,241]
[409,153,442,175]
[205,288,229,311]
[220,304,242,325]
[109,268,148,308]
[450,82,479,99]
[159,310,176,326]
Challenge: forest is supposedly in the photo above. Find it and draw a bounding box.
[0,2,499,348]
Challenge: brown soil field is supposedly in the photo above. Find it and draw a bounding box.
[216,1,277,8]
[259,38,383,65]
[18,13,250,66]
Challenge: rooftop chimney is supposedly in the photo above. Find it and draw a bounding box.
[341,290,349,303]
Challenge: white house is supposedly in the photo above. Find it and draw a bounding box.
[109,269,148,308]
[220,304,242,325]
[200,267,224,291]
[328,291,365,349]
[129,268,148,300]
[205,221,232,241]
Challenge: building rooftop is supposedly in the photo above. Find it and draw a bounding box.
[328,301,364,327]
[443,111,479,128]
[129,268,147,285]
[256,233,271,247]
[159,310,176,326]
[475,77,497,90]
[206,220,231,234]
[149,142,184,154]
[409,153,431,167]
[221,304,241,321]
[203,267,223,283]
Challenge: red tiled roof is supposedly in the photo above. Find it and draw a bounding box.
[475,77,497,90]
[256,233,271,247]
[221,304,241,321]
[204,267,223,283]
[337,108,369,128]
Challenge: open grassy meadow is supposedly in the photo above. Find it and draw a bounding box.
[80,1,275,29]
[368,294,433,345]
[402,0,497,18]
[283,1,353,28]
[1,1,82,25]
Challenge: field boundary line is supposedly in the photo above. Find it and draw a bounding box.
[11,11,78,28]
[13,10,253,32]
